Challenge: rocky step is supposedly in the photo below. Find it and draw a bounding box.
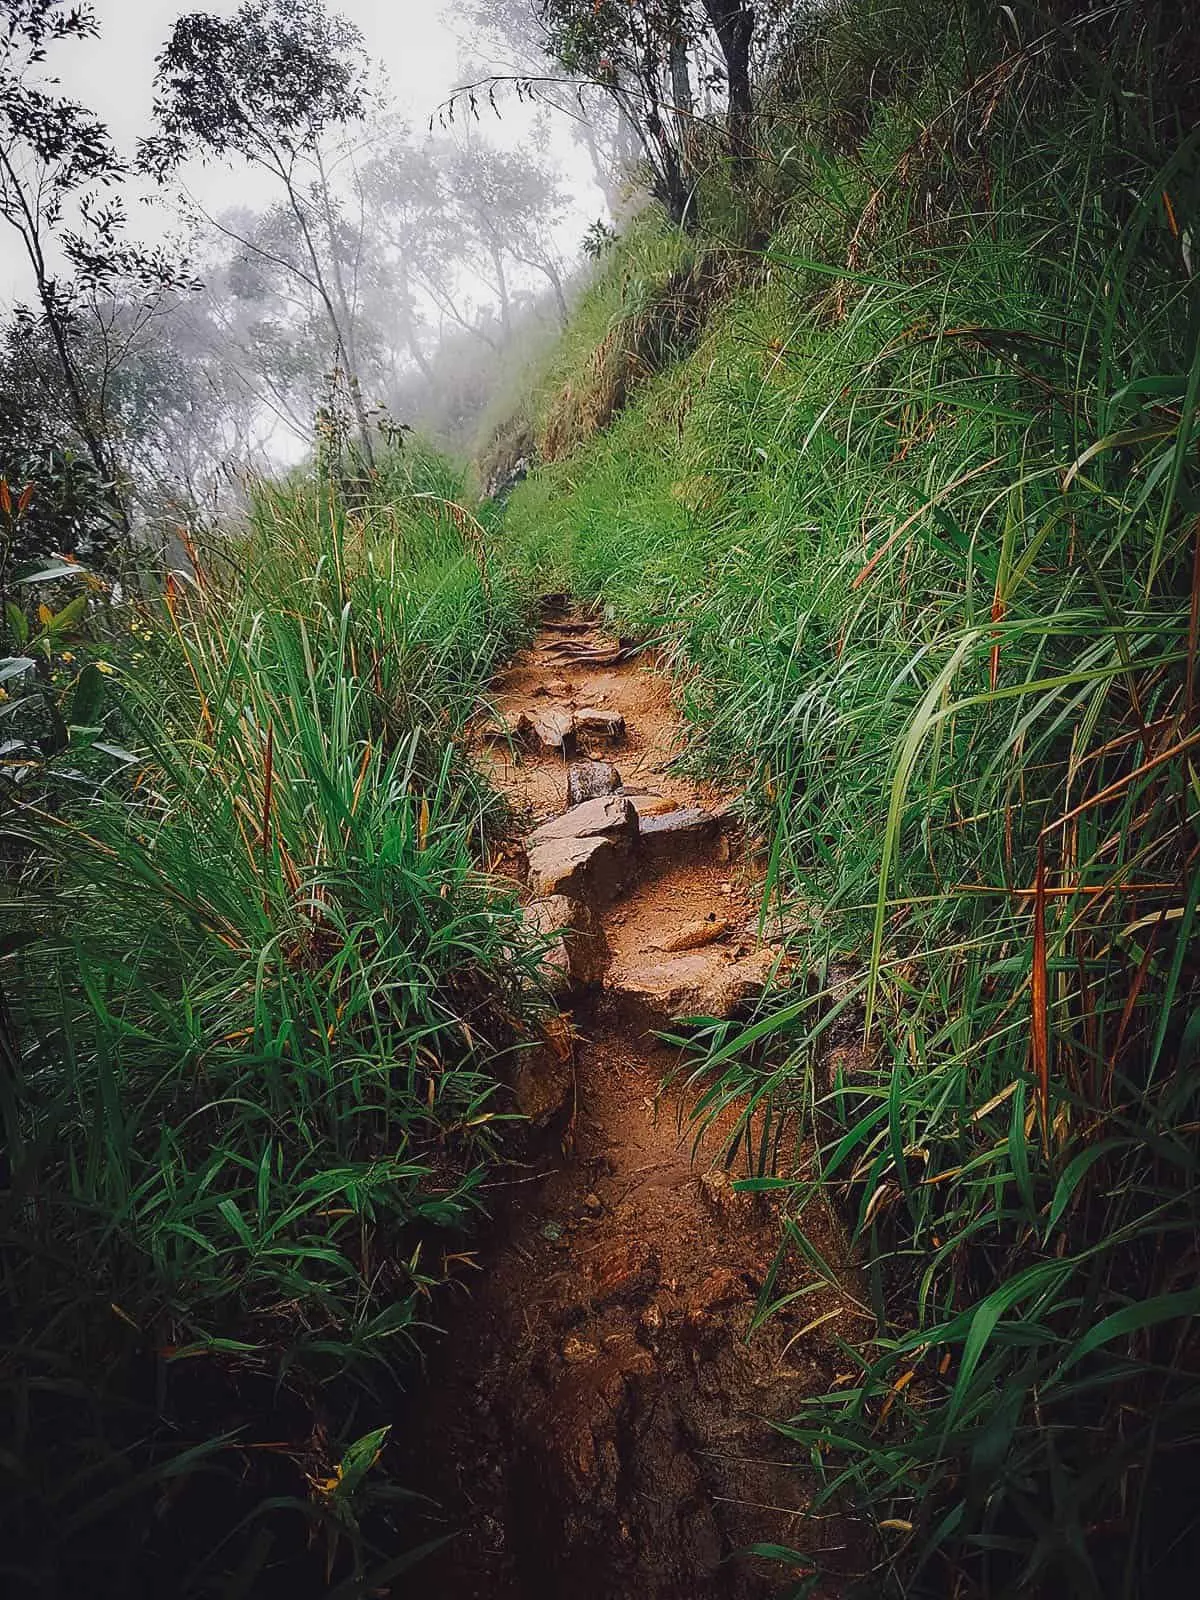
[483,707,627,758]
[524,789,732,906]
[632,801,721,858]
[604,946,779,1039]
[524,894,608,997]
[526,794,640,904]
[566,759,622,806]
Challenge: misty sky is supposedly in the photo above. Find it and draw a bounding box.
[0,0,600,298]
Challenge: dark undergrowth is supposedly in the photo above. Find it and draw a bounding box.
[498,2,1200,1594]
[1,448,544,1596]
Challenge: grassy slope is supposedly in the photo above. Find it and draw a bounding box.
[3,449,541,1595]
[499,3,1200,1594]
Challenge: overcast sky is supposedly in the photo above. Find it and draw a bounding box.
[0,0,600,297]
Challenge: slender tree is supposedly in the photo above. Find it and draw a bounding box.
[144,0,379,467]
[0,0,192,543]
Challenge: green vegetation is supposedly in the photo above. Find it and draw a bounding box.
[3,450,539,1594]
[4,0,1199,1594]
[499,1,1200,1592]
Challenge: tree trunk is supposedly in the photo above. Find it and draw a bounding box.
[669,32,695,172]
[519,255,569,326]
[654,135,699,231]
[577,115,624,219]
[315,152,377,469]
[277,163,376,470]
[487,240,512,338]
[701,0,755,170]
[397,261,435,381]
[0,148,131,536]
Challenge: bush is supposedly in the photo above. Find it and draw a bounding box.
[2,463,539,1596]
[500,1,1200,1592]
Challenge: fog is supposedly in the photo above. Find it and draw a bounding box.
[0,0,614,542]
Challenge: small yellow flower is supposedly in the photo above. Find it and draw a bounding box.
[0,687,8,703]
[60,651,75,663]
[95,660,115,675]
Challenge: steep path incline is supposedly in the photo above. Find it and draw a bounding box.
[400,602,855,1598]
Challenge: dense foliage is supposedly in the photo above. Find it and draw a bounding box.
[2,454,539,1595]
[4,0,1199,1594]
[501,1,1200,1592]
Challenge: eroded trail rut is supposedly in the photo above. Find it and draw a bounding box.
[401,602,852,1599]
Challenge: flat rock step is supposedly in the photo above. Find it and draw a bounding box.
[528,706,574,752]
[536,640,640,665]
[636,804,721,856]
[526,794,639,904]
[606,947,778,1034]
[484,706,628,758]
[540,618,595,635]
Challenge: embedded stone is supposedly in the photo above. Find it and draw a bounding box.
[685,1267,752,1323]
[512,1044,571,1127]
[608,945,776,1027]
[702,947,777,1017]
[566,760,623,807]
[478,710,529,744]
[660,915,730,953]
[525,795,639,903]
[589,1239,659,1307]
[638,805,721,857]
[527,706,575,754]
[573,707,625,744]
[526,894,608,990]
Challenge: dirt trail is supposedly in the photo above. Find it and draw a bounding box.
[400,602,854,1598]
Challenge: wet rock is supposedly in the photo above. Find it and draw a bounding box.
[573,707,625,744]
[526,795,639,904]
[638,805,721,858]
[589,1239,659,1307]
[527,706,575,754]
[566,760,623,807]
[526,895,608,992]
[659,915,730,953]
[513,1044,572,1127]
[685,1267,752,1324]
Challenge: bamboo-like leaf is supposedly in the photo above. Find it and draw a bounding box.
[1031,840,1050,1150]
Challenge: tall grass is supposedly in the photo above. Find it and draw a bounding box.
[502,2,1200,1592]
[2,455,538,1595]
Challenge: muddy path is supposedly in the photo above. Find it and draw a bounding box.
[398,601,857,1598]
